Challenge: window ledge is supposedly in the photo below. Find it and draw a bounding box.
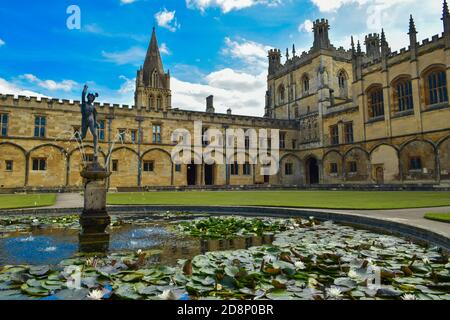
[366,116,385,124]
[424,103,449,112]
[392,110,414,118]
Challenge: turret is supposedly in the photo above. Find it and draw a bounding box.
[365,33,381,60]
[268,49,281,75]
[313,19,331,50]
[206,95,215,113]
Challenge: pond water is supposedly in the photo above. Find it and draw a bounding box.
[0,213,449,300]
[0,214,274,266]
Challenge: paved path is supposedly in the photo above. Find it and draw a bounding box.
[42,193,450,237]
[51,193,83,208]
[295,206,450,238]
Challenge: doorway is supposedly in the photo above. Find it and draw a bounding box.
[204,164,214,186]
[306,157,319,184]
[187,163,197,186]
[264,175,270,184]
[375,166,384,184]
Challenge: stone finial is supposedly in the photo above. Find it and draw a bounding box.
[286,48,289,60]
[408,15,417,35]
[444,0,449,18]
[357,40,362,55]
[292,44,296,57]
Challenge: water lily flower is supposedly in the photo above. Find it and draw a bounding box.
[158,289,178,300]
[136,249,143,255]
[326,287,343,299]
[348,269,359,279]
[87,289,104,300]
[294,261,306,270]
[32,219,39,224]
[422,257,430,264]
[401,294,416,300]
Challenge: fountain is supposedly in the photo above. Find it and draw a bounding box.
[77,85,111,253]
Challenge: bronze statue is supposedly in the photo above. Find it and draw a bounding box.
[80,84,99,161]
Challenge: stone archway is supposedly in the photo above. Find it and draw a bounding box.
[305,156,319,185]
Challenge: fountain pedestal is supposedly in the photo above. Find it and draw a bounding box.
[79,161,111,253]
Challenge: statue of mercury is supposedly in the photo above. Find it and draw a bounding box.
[80,84,99,161]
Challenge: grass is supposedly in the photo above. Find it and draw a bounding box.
[0,194,57,209]
[424,212,450,223]
[107,190,450,210]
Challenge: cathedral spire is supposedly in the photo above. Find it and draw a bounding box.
[143,27,165,87]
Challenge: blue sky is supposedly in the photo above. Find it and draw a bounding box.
[0,0,444,116]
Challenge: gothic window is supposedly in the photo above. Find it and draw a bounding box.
[338,70,348,98]
[243,163,251,175]
[149,95,154,109]
[344,122,354,144]
[330,125,339,145]
[278,85,285,104]
[285,163,293,175]
[279,132,286,149]
[367,85,385,118]
[302,75,310,94]
[424,67,448,106]
[156,96,162,110]
[393,77,414,112]
[152,70,159,88]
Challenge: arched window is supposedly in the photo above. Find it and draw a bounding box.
[156,96,162,110]
[302,75,310,94]
[152,70,159,88]
[337,70,348,98]
[149,95,154,109]
[278,84,285,104]
[392,77,413,112]
[424,67,448,105]
[367,85,384,118]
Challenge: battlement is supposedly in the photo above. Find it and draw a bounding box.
[0,93,296,128]
[313,18,329,26]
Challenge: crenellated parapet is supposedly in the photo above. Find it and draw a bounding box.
[0,93,298,129]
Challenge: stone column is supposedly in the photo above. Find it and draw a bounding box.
[79,161,111,253]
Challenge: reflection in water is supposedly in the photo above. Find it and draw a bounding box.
[0,218,275,267]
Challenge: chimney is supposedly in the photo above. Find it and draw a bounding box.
[206,95,215,113]
[227,108,232,115]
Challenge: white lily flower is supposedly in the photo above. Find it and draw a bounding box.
[401,294,416,300]
[326,287,343,299]
[422,257,430,264]
[348,269,359,279]
[87,289,104,300]
[158,289,178,300]
[137,249,143,255]
[294,261,306,270]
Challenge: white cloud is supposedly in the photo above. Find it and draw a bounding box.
[0,77,46,97]
[299,19,314,33]
[120,0,138,4]
[160,43,171,55]
[0,39,5,47]
[155,8,180,32]
[20,74,78,92]
[309,0,368,12]
[222,37,272,71]
[186,0,282,13]
[118,75,135,94]
[101,47,146,65]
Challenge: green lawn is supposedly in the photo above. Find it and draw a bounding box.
[424,212,450,223]
[107,191,450,210]
[0,194,57,209]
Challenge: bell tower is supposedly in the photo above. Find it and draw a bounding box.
[135,27,171,111]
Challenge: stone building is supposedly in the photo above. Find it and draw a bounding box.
[1,3,450,191]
